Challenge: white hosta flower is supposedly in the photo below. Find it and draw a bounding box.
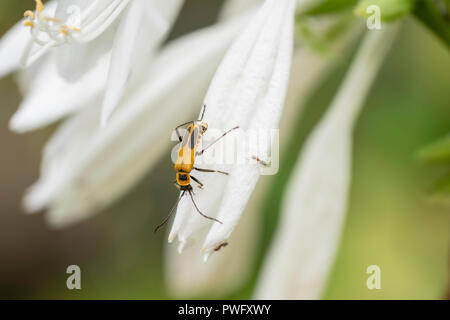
[1,0,183,127]
[163,19,364,297]
[20,0,129,66]
[0,1,55,78]
[168,0,297,260]
[254,24,400,300]
[10,52,110,132]
[23,10,253,227]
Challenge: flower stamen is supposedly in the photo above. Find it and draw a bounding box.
[44,17,61,23]
[20,0,132,67]
[23,21,35,28]
[60,25,81,35]
[24,10,35,20]
[23,0,82,45]
[35,0,44,13]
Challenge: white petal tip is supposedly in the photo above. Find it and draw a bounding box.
[177,241,186,254]
[8,109,45,133]
[8,114,26,133]
[22,190,45,213]
[203,253,211,263]
[168,231,177,243]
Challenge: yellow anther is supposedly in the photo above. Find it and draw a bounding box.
[24,10,35,19]
[44,17,61,22]
[60,25,69,34]
[60,25,81,34]
[35,0,44,13]
[24,21,35,28]
[68,26,81,32]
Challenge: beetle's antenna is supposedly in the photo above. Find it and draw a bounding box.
[198,104,206,121]
[188,189,222,224]
[154,191,186,233]
[197,126,239,156]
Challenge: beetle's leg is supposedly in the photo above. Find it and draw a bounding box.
[190,175,204,189]
[188,190,222,224]
[197,126,239,156]
[198,104,206,121]
[175,129,183,142]
[193,167,229,175]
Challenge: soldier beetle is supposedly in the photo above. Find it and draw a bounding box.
[155,105,239,232]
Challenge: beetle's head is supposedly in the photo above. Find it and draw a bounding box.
[200,122,208,133]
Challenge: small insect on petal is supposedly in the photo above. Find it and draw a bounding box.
[254,24,400,300]
[199,0,296,257]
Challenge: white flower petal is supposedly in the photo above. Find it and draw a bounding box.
[0,1,58,77]
[99,0,143,127]
[219,0,263,20]
[165,190,260,298]
[254,24,400,300]
[22,0,130,73]
[168,0,296,256]
[24,14,249,227]
[140,0,183,27]
[53,26,116,82]
[9,51,110,132]
[280,20,364,149]
[53,0,130,42]
[14,54,48,95]
[75,0,131,42]
[52,0,126,81]
[168,0,280,243]
[164,16,364,296]
[0,21,31,78]
[23,104,102,214]
[54,0,93,19]
[100,0,183,127]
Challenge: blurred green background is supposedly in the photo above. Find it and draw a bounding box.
[0,0,449,299]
